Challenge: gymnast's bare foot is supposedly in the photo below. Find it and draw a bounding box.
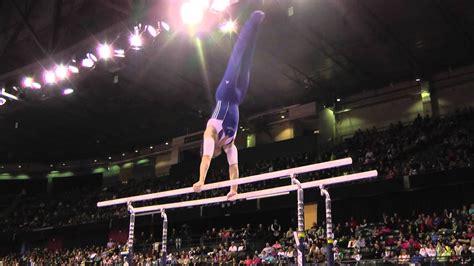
[227,189,238,201]
[193,181,204,192]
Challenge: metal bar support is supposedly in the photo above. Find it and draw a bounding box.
[291,174,305,266]
[160,209,168,266]
[320,186,334,266]
[126,202,135,265]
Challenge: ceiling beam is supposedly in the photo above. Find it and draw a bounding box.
[1,0,37,56]
[355,1,419,76]
[434,0,474,57]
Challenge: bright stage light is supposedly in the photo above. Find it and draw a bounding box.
[32,82,42,90]
[62,88,74,95]
[130,26,143,49]
[43,70,56,84]
[87,53,98,62]
[98,44,112,59]
[55,65,68,80]
[68,65,79,74]
[161,21,170,32]
[1,88,19,101]
[181,2,204,25]
[114,49,125,58]
[220,20,236,33]
[191,0,210,10]
[211,0,230,13]
[147,25,158,38]
[22,77,34,88]
[130,34,142,49]
[0,97,6,106]
[81,58,94,68]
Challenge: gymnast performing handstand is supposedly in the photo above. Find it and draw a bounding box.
[193,10,265,199]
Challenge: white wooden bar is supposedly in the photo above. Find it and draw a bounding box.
[97,158,352,207]
[133,170,377,214]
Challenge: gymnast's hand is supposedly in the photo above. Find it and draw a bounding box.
[227,189,238,201]
[193,181,204,192]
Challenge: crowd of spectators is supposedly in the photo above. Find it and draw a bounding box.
[1,204,473,265]
[0,108,473,235]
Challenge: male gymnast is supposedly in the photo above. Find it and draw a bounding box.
[193,11,265,199]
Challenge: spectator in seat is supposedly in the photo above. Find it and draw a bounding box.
[241,255,252,265]
[228,241,238,254]
[410,250,424,264]
[272,240,282,250]
[454,242,463,256]
[347,236,357,249]
[285,246,296,263]
[460,244,472,264]
[398,249,410,264]
[372,242,383,259]
[355,235,366,249]
[286,227,294,241]
[351,250,362,262]
[260,243,273,258]
[270,219,281,241]
[251,253,261,265]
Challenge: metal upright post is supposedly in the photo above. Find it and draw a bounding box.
[160,209,168,266]
[320,186,334,266]
[126,202,136,265]
[291,174,305,266]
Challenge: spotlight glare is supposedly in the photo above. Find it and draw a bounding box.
[1,88,18,100]
[220,20,236,33]
[97,44,112,59]
[181,2,204,25]
[32,82,42,90]
[130,30,142,49]
[191,0,210,10]
[87,53,98,62]
[336,98,341,102]
[55,65,68,80]
[68,65,79,74]
[22,77,34,88]
[211,0,230,13]
[62,88,74,95]
[81,58,94,68]
[114,49,125,58]
[43,70,56,84]
[147,25,158,38]
[160,21,170,32]
[0,97,6,106]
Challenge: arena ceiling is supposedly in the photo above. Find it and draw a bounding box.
[0,0,474,163]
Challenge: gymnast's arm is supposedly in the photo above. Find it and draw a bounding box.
[193,126,218,192]
[224,142,239,196]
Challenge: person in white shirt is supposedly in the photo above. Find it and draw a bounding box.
[426,243,437,259]
[228,242,238,253]
[347,237,357,249]
[454,242,463,256]
[419,244,428,257]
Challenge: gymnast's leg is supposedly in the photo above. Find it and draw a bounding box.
[215,10,265,104]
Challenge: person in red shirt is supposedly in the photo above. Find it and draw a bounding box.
[251,254,262,264]
[242,255,252,265]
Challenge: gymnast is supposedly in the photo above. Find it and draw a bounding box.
[193,11,265,199]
